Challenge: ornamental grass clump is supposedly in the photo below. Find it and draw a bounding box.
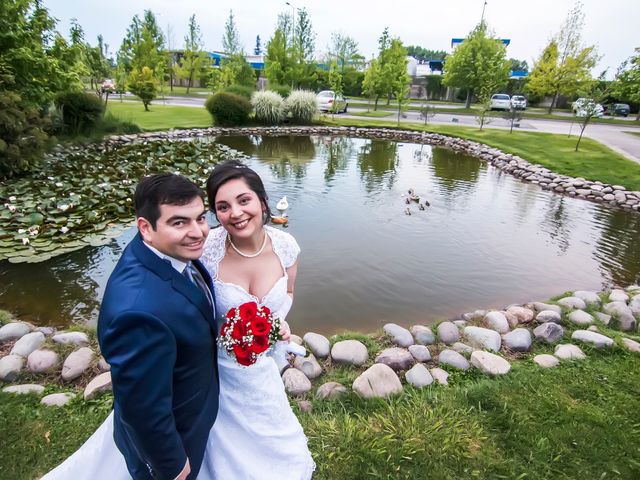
[251,90,285,125]
[284,90,318,124]
[205,92,251,127]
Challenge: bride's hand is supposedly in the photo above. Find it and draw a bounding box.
[279,320,291,342]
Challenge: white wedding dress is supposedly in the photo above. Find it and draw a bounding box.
[43,225,314,480]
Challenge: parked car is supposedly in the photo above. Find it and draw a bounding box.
[605,103,630,117]
[316,90,348,113]
[571,98,604,118]
[489,94,511,111]
[510,95,527,110]
[101,78,116,93]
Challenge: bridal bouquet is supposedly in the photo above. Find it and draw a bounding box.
[219,301,281,366]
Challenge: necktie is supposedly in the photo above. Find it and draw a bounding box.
[184,263,214,308]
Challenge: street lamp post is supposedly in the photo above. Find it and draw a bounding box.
[480,1,488,24]
[285,1,297,89]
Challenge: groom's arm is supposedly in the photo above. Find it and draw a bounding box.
[100,311,187,480]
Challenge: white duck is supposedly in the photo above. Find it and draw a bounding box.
[276,196,289,213]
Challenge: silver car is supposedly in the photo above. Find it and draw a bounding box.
[511,95,527,110]
[489,94,511,111]
[316,90,348,113]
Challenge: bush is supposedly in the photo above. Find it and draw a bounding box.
[269,84,291,98]
[251,90,285,125]
[222,84,255,100]
[54,91,105,135]
[96,112,141,135]
[128,66,158,111]
[284,90,318,124]
[205,92,251,126]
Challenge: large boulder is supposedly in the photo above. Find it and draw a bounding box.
[609,289,629,303]
[375,347,415,371]
[505,306,534,324]
[573,291,601,307]
[303,333,330,359]
[405,364,434,388]
[603,302,637,331]
[0,354,25,381]
[533,323,564,344]
[10,332,46,358]
[41,392,75,407]
[408,344,431,362]
[463,326,501,352]
[571,330,614,348]
[316,381,348,399]
[282,368,312,396]
[293,353,323,379]
[594,312,612,326]
[0,322,32,343]
[331,340,368,366]
[483,311,510,334]
[352,364,403,399]
[438,349,470,370]
[622,338,640,354]
[568,310,594,326]
[629,296,640,316]
[533,354,560,368]
[383,323,414,347]
[536,310,562,324]
[27,349,60,373]
[502,328,532,352]
[430,367,449,385]
[531,302,562,315]
[557,296,587,310]
[52,331,90,346]
[61,347,95,381]
[436,322,460,345]
[410,325,435,345]
[83,372,112,400]
[554,344,586,361]
[470,351,511,376]
[452,342,474,356]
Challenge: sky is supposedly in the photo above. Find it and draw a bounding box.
[42,0,639,78]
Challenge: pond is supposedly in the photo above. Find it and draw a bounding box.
[1,135,639,335]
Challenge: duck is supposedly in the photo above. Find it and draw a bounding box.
[404,207,411,216]
[276,196,288,212]
[405,197,410,204]
[424,200,431,207]
[419,203,425,211]
[271,216,289,225]
[408,188,415,195]
[409,194,420,203]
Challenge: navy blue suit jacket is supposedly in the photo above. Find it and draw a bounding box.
[98,233,219,480]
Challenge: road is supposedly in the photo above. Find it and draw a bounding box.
[117,94,640,164]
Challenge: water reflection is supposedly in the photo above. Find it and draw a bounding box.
[357,140,399,192]
[593,208,640,286]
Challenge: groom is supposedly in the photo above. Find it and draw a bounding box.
[98,173,219,480]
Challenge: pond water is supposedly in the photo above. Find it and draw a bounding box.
[1,135,639,335]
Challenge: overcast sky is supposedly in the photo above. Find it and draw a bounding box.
[42,0,639,77]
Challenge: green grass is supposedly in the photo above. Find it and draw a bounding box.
[348,110,394,118]
[626,131,640,138]
[323,117,640,191]
[106,101,212,130]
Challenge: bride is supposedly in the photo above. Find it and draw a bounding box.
[42,160,314,480]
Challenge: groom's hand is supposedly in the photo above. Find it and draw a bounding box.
[279,320,291,342]
[175,458,190,480]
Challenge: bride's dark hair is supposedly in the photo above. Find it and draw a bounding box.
[206,160,272,224]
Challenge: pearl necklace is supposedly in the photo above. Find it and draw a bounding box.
[228,231,268,258]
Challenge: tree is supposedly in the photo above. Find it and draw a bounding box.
[293,8,317,88]
[384,39,410,125]
[176,15,209,93]
[327,60,343,116]
[443,22,511,108]
[509,58,528,72]
[526,2,598,113]
[128,66,157,110]
[502,107,523,133]
[86,35,113,99]
[613,48,640,121]
[254,35,262,55]
[118,10,165,75]
[406,46,447,62]
[573,75,611,151]
[222,10,242,54]
[362,27,399,110]
[265,28,290,87]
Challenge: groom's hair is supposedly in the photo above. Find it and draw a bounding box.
[134,173,205,229]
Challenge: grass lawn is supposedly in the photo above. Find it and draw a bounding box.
[3,346,639,479]
[106,101,212,130]
[323,117,640,191]
[348,110,394,118]
[625,131,640,138]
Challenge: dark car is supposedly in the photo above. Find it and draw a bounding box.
[606,103,630,117]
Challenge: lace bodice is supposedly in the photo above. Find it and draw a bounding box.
[201,225,301,331]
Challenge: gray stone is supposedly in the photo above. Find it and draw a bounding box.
[375,347,415,371]
[533,354,560,368]
[531,302,562,315]
[35,327,55,336]
[52,331,90,346]
[502,328,532,352]
[303,332,330,359]
[0,322,32,343]
[573,291,601,306]
[352,363,403,399]
[316,381,348,399]
[557,296,587,310]
[97,357,111,372]
[438,349,470,370]
[453,320,467,328]
[470,351,511,375]
[41,392,76,407]
[293,353,323,379]
[594,312,612,326]
[603,302,637,331]
[629,297,640,316]
[83,372,112,400]
[282,368,312,396]
[571,330,614,348]
[452,342,474,356]
[410,325,435,345]
[405,363,434,388]
[331,340,368,366]
[554,344,586,360]
[290,334,303,345]
[296,400,313,413]
[505,306,535,324]
[61,347,95,381]
[27,349,60,373]
[483,311,510,333]
[533,323,565,344]
[2,384,45,395]
[568,310,594,326]
[436,321,460,345]
[408,344,431,362]
[383,323,414,347]
[10,331,45,358]
[621,338,640,354]
[462,310,486,322]
[587,325,600,332]
[536,310,562,324]
[463,326,501,352]
[430,367,449,385]
[609,289,629,303]
[0,354,24,381]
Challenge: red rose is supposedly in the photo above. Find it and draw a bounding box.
[233,344,254,366]
[250,317,271,336]
[250,334,270,354]
[259,305,271,318]
[239,301,258,321]
[231,321,244,341]
[226,308,236,320]
[220,322,231,337]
